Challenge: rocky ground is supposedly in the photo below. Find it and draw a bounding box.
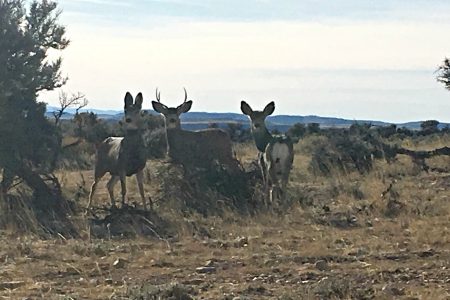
[1,201,449,299]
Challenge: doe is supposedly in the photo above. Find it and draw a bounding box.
[86,92,150,211]
[241,101,294,205]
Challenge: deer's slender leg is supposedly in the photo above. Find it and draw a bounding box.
[258,152,267,184]
[265,175,270,207]
[86,178,99,210]
[119,173,127,206]
[136,170,148,210]
[107,175,119,208]
[264,153,274,206]
[259,152,271,206]
[281,176,288,202]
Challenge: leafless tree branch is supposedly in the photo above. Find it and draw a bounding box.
[53,91,88,126]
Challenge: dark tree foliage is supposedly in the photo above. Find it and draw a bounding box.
[375,124,397,139]
[73,112,109,145]
[287,122,306,139]
[0,0,69,214]
[307,122,321,134]
[420,120,440,135]
[442,125,450,134]
[436,58,450,90]
[309,124,387,176]
[226,122,251,142]
[396,126,414,138]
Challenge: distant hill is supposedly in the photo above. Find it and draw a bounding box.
[45,106,449,131]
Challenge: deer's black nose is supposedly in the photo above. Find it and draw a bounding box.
[125,118,131,123]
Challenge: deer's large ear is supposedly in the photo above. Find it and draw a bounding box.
[263,101,275,116]
[124,92,133,109]
[240,101,253,116]
[134,92,143,109]
[152,101,168,114]
[177,100,192,114]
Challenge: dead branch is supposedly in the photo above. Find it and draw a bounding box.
[396,146,450,159]
[53,91,88,126]
[394,146,450,172]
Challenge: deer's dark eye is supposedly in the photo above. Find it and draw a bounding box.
[126,118,131,123]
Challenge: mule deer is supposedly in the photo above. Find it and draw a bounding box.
[86,92,150,211]
[241,101,294,204]
[151,88,241,173]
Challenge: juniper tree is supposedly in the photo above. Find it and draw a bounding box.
[0,0,69,213]
[437,58,450,90]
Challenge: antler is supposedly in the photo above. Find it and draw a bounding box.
[183,87,187,103]
[156,88,161,102]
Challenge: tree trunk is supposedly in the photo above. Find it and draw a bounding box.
[14,164,63,213]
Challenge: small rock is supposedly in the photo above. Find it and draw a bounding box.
[151,259,175,268]
[233,237,248,248]
[382,285,405,296]
[348,215,358,224]
[105,278,113,284]
[205,259,217,267]
[196,266,216,274]
[112,258,128,269]
[418,249,435,258]
[315,260,329,271]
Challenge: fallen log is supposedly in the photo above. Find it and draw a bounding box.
[394,146,450,172]
[396,146,450,159]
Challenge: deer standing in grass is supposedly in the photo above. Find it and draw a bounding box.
[241,101,294,205]
[151,88,241,173]
[86,92,150,211]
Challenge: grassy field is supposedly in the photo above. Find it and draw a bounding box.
[1,135,449,299]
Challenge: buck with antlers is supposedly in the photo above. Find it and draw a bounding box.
[241,101,294,205]
[86,92,151,211]
[151,88,241,173]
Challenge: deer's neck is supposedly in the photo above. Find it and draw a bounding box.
[119,129,146,176]
[122,129,144,150]
[165,127,183,159]
[252,127,273,153]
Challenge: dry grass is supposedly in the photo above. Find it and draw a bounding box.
[1,134,450,299]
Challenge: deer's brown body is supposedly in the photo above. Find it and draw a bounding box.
[152,89,240,173]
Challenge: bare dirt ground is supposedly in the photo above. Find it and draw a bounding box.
[1,209,450,299]
[1,141,450,299]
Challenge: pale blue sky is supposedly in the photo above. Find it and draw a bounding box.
[40,0,450,122]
